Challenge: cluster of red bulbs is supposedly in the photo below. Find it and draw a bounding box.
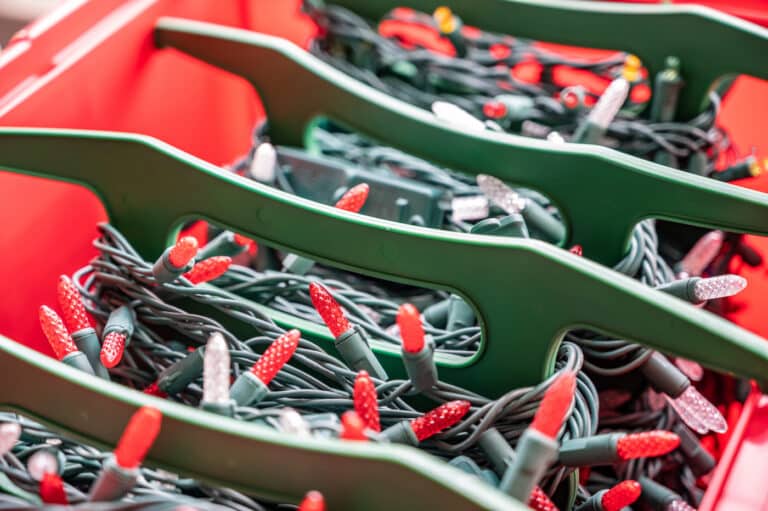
[39,235,252,374]
[36,226,696,510]
[307,279,688,511]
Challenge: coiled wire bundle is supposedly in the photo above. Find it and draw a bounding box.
[304,2,730,169]
[0,414,273,510]
[70,223,598,496]
[226,122,727,507]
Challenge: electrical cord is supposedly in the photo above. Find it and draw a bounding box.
[0,413,266,510]
[71,223,598,478]
[303,2,731,168]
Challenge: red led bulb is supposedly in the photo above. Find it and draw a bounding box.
[100,331,127,368]
[334,183,369,213]
[397,303,425,354]
[340,411,368,441]
[616,430,680,460]
[251,329,301,385]
[113,406,162,469]
[56,275,91,332]
[40,472,68,505]
[143,381,168,398]
[410,400,471,442]
[39,305,78,360]
[168,236,198,269]
[354,370,380,432]
[183,256,232,285]
[309,283,352,338]
[233,233,258,256]
[233,233,253,247]
[530,370,577,439]
[489,43,511,60]
[298,491,325,511]
[561,90,580,110]
[569,245,583,256]
[528,486,559,511]
[601,480,641,511]
[483,100,508,119]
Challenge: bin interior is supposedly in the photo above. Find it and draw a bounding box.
[0,1,766,509]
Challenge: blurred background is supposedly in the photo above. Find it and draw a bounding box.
[0,0,57,44]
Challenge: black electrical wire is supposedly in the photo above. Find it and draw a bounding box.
[303,2,731,168]
[70,223,599,487]
[0,413,269,510]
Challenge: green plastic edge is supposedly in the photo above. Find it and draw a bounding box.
[1,128,768,396]
[153,18,768,267]
[0,335,525,511]
[331,0,768,119]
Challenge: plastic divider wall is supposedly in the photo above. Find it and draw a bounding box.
[0,1,766,509]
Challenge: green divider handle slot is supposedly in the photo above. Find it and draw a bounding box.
[0,336,523,511]
[2,128,768,397]
[331,0,768,120]
[153,19,768,266]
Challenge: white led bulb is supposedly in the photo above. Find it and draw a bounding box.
[546,131,565,144]
[249,143,277,182]
[476,174,526,214]
[678,230,724,277]
[27,449,59,481]
[666,499,697,511]
[451,195,490,222]
[0,422,21,456]
[667,385,727,434]
[202,333,231,405]
[431,101,486,132]
[278,408,311,437]
[587,78,629,129]
[692,274,747,302]
[674,358,703,382]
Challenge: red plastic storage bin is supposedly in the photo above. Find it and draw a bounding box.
[0,1,767,509]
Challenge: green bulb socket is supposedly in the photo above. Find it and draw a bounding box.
[574,490,607,511]
[402,339,438,393]
[157,347,204,395]
[103,306,136,343]
[281,253,316,275]
[657,278,702,304]
[639,476,680,509]
[673,423,715,477]
[446,295,475,331]
[640,352,690,398]
[197,231,247,260]
[422,299,450,329]
[88,456,137,502]
[229,371,269,407]
[61,351,95,375]
[380,420,418,446]
[558,433,623,467]
[335,325,388,380]
[571,121,604,145]
[152,246,194,284]
[521,201,565,244]
[201,400,236,418]
[499,428,558,501]
[449,455,499,486]
[650,56,683,123]
[470,214,529,238]
[478,428,516,476]
[71,328,110,380]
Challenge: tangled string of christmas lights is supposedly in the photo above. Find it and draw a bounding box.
[303,2,737,170]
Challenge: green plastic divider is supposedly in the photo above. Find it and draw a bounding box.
[331,0,768,120]
[1,128,768,396]
[0,336,523,511]
[154,18,768,266]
